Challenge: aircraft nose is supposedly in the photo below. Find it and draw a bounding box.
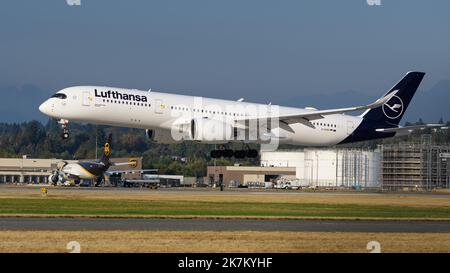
[39,100,51,115]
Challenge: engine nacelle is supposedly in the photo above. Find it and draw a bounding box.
[49,174,59,183]
[190,119,234,143]
[146,118,235,144]
[48,172,63,185]
[145,129,184,144]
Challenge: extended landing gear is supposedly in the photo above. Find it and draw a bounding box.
[62,131,69,140]
[211,149,234,159]
[58,119,70,140]
[210,145,258,159]
[49,172,60,186]
[94,176,103,187]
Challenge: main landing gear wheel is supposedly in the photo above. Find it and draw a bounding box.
[245,149,258,158]
[61,131,69,140]
[210,150,222,159]
[210,148,258,159]
[95,176,103,187]
[223,149,234,158]
[210,146,234,159]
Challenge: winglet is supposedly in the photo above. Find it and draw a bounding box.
[367,90,398,109]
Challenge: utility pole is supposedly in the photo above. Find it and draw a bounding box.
[214,144,217,188]
[95,125,98,160]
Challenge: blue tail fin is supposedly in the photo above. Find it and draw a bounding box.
[361,71,425,126]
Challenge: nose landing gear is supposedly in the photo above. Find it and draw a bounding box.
[58,119,70,140]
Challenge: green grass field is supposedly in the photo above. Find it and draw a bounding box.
[1,197,450,219]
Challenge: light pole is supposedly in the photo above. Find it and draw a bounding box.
[95,125,98,160]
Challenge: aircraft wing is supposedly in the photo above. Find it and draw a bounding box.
[112,162,136,166]
[111,158,143,167]
[375,124,447,133]
[234,90,398,132]
[106,169,158,175]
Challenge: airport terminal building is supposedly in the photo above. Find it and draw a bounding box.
[207,165,296,187]
[0,156,142,184]
[260,149,381,189]
[0,156,72,184]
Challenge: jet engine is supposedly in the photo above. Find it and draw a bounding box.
[190,119,234,143]
[146,118,235,144]
[48,171,63,185]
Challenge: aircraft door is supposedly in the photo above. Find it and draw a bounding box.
[347,121,355,135]
[82,91,91,106]
[154,99,165,114]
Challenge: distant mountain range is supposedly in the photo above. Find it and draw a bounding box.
[0,80,449,124]
[406,80,450,123]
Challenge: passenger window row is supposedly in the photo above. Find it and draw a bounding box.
[171,106,249,117]
[102,99,151,107]
[312,122,337,128]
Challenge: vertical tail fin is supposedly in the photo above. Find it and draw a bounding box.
[101,133,112,165]
[361,71,425,125]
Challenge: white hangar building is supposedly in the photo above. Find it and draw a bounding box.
[260,149,381,188]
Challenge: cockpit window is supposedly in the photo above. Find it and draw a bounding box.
[51,93,67,99]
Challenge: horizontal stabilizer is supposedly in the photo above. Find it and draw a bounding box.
[112,162,137,166]
[375,124,446,133]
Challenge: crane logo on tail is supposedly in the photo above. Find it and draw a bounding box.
[104,143,111,156]
[129,158,138,168]
[382,93,404,120]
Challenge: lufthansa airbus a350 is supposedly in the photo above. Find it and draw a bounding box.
[39,72,444,158]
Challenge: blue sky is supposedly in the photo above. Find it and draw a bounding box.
[0,0,449,105]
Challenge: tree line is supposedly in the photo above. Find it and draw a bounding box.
[0,119,448,176]
[0,119,257,176]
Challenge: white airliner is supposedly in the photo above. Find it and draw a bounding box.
[39,72,444,158]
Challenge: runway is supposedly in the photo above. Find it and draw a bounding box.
[2,185,450,199]
[1,217,450,233]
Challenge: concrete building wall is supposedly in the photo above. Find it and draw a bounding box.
[261,149,381,188]
[207,166,296,187]
[243,174,265,183]
[0,157,76,184]
[261,151,304,179]
[0,157,74,170]
[261,151,304,167]
[304,149,338,187]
